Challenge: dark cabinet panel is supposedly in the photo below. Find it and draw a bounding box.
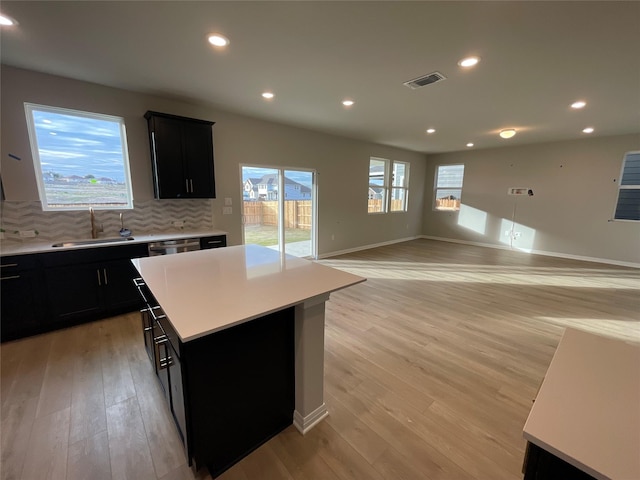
[0,255,43,341]
[182,121,215,198]
[102,258,145,313]
[44,262,104,323]
[145,111,216,199]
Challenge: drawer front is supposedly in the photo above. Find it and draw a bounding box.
[200,235,226,249]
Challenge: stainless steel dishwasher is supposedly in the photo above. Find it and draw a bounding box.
[148,238,201,256]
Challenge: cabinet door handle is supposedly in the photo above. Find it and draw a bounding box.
[207,240,223,245]
[103,268,108,285]
[141,310,153,332]
[1,275,20,281]
[0,263,18,268]
[190,179,193,193]
[185,179,189,192]
[97,269,102,286]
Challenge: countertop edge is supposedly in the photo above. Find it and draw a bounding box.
[0,230,228,256]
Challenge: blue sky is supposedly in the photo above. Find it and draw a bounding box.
[32,110,127,182]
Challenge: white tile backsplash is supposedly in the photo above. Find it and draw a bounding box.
[0,199,214,243]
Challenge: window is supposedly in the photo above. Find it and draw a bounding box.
[368,157,410,213]
[391,161,409,212]
[368,157,387,213]
[614,151,640,221]
[434,164,464,211]
[25,103,133,211]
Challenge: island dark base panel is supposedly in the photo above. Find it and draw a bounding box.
[523,442,597,480]
[183,308,295,478]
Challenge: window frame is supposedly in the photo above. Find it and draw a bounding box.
[25,103,134,211]
[613,151,640,222]
[433,164,465,212]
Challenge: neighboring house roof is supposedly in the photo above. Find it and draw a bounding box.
[244,174,311,194]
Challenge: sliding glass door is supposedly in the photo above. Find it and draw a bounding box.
[241,166,316,258]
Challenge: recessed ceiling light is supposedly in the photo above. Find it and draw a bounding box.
[0,14,17,26]
[342,100,354,107]
[262,92,274,100]
[466,142,474,148]
[458,56,480,68]
[571,100,586,109]
[582,127,594,134]
[499,128,517,139]
[426,128,436,134]
[207,34,229,47]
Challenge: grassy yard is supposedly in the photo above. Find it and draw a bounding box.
[243,224,311,246]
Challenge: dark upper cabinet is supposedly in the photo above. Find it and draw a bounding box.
[145,111,216,199]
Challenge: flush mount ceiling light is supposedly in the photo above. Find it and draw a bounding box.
[582,127,595,134]
[458,56,480,68]
[571,100,586,109]
[466,142,474,148]
[207,33,229,47]
[0,13,18,26]
[499,128,517,139]
[426,128,436,134]
[261,92,274,100]
[342,100,354,107]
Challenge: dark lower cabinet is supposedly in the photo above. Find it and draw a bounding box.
[136,281,294,478]
[42,244,148,325]
[0,255,43,342]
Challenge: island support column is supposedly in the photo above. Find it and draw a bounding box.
[293,293,330,434]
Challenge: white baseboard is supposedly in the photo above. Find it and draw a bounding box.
[420,235,640,269]
[319,236,419,259]
[293,403,329,435]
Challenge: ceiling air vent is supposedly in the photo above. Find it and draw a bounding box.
[403,71,447,89]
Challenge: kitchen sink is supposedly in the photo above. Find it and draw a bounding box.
[52,237,135,247]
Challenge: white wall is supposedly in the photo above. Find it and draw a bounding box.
[422,135,640,266]
[1,66,426,256]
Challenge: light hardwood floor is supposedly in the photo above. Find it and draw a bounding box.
[2,239,638,480]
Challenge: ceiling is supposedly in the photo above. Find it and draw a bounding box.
[1,1,639,154]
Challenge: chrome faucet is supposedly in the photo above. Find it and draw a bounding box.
[90,207,99,239]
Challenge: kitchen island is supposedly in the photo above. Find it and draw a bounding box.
[131,244,365,477]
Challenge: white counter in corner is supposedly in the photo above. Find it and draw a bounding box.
[0,230,227,256]
[132,244,366,434]
[523,328,640,479]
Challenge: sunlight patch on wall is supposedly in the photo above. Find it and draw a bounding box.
[457,204,488,235]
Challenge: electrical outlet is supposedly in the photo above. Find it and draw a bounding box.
[223,206,232,215]
[514,232,522,238]
[172,221,184,228]
[224,197,232,206]
[19,230,36,238]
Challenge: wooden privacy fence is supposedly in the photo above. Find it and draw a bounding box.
[435,198,461,210]
[243,201,312,229]
[368,199,405,212]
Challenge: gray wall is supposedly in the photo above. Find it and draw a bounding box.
[1,65,426,256]
[422,135,640,265]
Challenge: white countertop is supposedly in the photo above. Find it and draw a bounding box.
[0,230,227,256]
[523,328,640,480]
[131,244,366,342]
